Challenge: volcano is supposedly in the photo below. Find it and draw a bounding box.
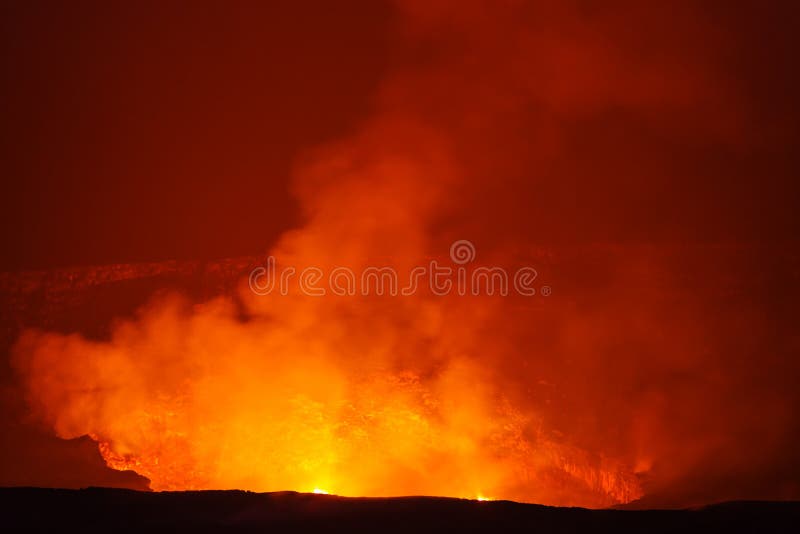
[2,0,800,530]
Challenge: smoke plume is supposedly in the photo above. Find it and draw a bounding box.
[12,0,800,507]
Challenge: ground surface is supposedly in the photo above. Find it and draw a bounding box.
[1,487,798,532]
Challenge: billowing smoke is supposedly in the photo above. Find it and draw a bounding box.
[11,0,800,507]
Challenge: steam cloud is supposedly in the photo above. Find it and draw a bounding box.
[12,1,800,507]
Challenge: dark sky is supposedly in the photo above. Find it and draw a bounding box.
[2,1,799,271]
[1,0,391,270]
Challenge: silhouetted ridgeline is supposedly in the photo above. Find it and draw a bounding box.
[1,488,798,533]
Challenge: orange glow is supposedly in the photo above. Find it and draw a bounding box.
[4,0,800,510]
[13,0,783,509]
[12,268,643,507]
[3,0,660,504]
[8,42,649,506]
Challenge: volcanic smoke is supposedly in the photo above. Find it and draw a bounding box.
[9,0,800,508]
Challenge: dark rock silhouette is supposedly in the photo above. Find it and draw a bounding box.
[1,487,798,533]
